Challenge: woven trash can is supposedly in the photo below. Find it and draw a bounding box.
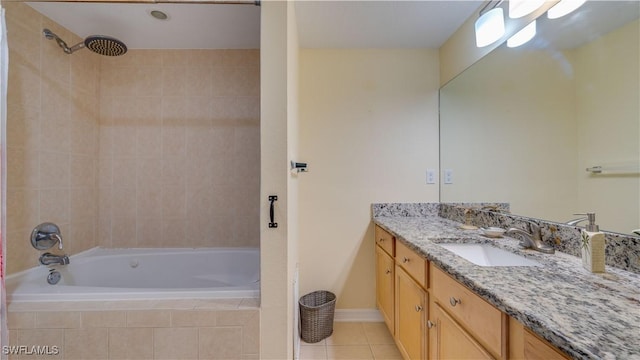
[299,290,336,343]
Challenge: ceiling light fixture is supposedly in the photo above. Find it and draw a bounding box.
[475,7,506,47]
[507,20,536,47]
[509,0,544,18]
[547,0,586,19]
[149,10,169,21]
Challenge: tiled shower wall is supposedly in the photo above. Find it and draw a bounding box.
[5,3,101,274]
[5,2,261,274]
[97,49,260,248]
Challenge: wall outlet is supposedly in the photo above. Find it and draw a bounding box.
[426,169,436,184]
[444,169,453,184]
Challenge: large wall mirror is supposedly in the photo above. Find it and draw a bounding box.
[440,1,639,235]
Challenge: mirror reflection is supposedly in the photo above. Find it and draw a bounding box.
[440,1,639,235]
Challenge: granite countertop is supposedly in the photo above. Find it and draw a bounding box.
[373,215,640,360]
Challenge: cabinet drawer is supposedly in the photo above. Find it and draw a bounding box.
[431,264,502,358]
[375,225,395,256]
[396,240,427,288]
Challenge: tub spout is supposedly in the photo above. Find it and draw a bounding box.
[39,252,70,266]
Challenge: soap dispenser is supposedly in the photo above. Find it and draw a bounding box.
[576,213,605,273]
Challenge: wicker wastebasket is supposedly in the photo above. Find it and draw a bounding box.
[299,290,336,343]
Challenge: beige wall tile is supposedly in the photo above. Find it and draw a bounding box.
[8,312,36,330]
[16,328,64,360]
[6,229,39,274]
[64,328,108,359]
[170,310,217,327]
[39,189,69,225]
[6,188,39,233]
[126,311,170,328]
[153,327,198,360]
[70,155,95,188]
[68,220,97,254]
[198,327,242,360]
[112,187,137,219]
[81,311,126,328]
[136,218,163,247]
[111,216,136,248]
[36,312,81,329]
[7,107,41,151]
[109,327,153,360]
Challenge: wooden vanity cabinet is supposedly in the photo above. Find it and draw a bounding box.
[429,301,493,360]
[430,265,504,358]
[375,225,429,359]
[395,263,427,360]
[509,317,570,360]
[376,224,570,360]
[376,245,395,333]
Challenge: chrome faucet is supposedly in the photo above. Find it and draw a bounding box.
[39,252,70,266]
[505,222,555,254]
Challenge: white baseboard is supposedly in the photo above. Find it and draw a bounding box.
[334,309,384,322]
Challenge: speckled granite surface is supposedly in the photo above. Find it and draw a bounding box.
[439,203,640,273]
[372,208,640,360]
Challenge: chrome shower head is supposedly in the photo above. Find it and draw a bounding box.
[84,35,127,57]
[43,28,127,57]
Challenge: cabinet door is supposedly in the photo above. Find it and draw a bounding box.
[396,265,426,360]
[429,302,494,360]
[376,246,395,334]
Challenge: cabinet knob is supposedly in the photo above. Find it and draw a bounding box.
[415,305,423,312]
[402,257,410,263]
[379,238,385,242]
[427,320,435,328]
[449,297,461,307]
[385,269,391,275]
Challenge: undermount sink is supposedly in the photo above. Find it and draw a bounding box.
[439,243,541,267]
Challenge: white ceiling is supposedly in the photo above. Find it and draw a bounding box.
[27,2,262,49]
[295,1,480,48]
[27,1,481,50]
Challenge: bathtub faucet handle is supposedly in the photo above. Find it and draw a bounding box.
[50,234,63,250]
[31,222,64,250]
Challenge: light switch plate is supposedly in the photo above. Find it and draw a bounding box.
[444,169,453,184]
[426,169,436,184]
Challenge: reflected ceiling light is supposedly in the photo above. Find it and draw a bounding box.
[475,7,506,47]
[509,0,545,18]
[507,20,536,47]
[547,0,586,19]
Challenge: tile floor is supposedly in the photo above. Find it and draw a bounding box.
[299,322,402,360]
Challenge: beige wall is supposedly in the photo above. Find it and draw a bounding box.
[5,2,101,274]
[97,49,260,248]
[574,19,640,233]
[298,49,440,309]
[259,1,297,358]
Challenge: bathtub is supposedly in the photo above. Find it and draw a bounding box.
[6,247,260,302]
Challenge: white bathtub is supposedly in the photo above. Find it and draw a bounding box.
[6,247,260,302]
